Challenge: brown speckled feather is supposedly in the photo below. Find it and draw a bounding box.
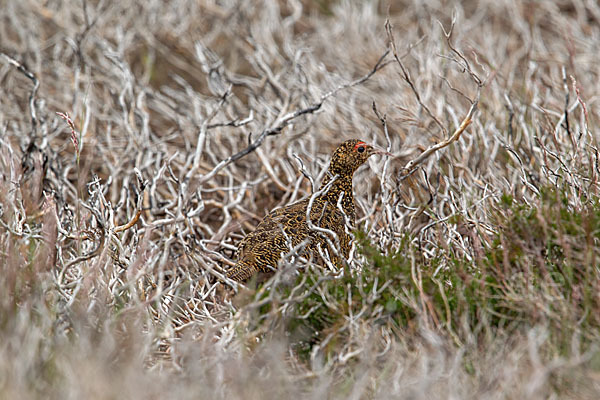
[227,139,385,282]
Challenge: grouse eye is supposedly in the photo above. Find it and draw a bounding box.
[357,146,365,153]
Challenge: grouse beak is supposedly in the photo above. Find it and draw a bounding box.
[369,146,394,157]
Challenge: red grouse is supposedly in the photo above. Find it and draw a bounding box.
[227,139,389,282]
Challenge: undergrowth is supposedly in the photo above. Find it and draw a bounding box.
[2,0,600,398]
[284,184,600,361]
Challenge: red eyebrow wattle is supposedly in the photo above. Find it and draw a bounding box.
[354,142,367,149]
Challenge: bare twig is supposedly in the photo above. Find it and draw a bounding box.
[386,20,448,136]
[401,100,478,177]
[197,50,391,184]
[1,52,39,134]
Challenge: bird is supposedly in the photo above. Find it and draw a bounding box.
[226,139,390,283]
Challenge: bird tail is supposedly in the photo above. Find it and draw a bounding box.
[226,260,256,282]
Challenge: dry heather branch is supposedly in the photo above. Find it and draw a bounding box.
[386,21,448,137]
[386,18,484,179]
[197,49,391,184]
[401,102,478,177]
[0,52,39,134]
[1,1,600,398]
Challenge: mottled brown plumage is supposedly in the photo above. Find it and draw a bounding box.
[227,139,389,282]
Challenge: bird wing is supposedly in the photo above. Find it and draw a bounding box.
[233,200,313,275]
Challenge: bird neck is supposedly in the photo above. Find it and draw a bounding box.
[319,172,355,223]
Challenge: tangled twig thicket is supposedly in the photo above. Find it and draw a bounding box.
[1,1,599,399]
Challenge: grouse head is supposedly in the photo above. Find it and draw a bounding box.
[328,139,390,177]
